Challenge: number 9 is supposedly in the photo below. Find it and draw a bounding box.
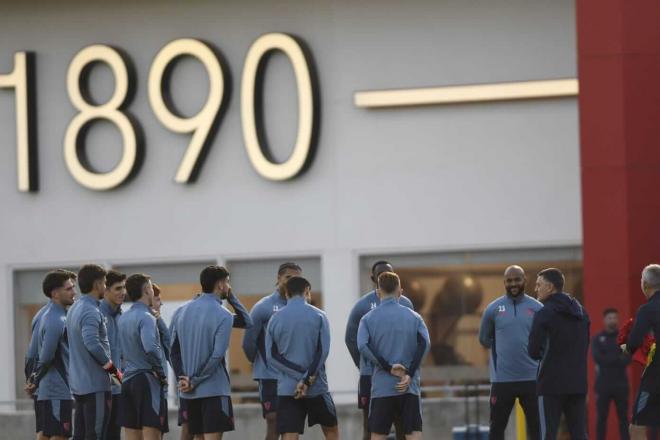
[148,38,227,183]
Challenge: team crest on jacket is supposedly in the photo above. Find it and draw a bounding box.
[527,308,536,316]
[497,305,506,313]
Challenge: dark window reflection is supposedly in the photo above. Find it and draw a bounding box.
[397,262,583,370]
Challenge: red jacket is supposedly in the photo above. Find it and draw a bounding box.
[618,318,655,366]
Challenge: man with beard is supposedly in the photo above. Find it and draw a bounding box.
[479,265,543,440]
[172,282,251,440]
[25,269,76,440]
[27,270,77,440]
[67,264,120,440]
[172,265,252,439]
[592,308,630,440]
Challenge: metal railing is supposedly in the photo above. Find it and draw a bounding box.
[0,383,491,413]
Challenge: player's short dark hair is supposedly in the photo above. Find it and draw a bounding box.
[42,269,76,298]
[538,268,565,292]
[378,272,400,294]
[286,276,310,297]
[278,262,302,275]
[603,308,618,317]
[371,260,392,274]
[200,265,230,293]
[126,273,151,302]
[106,270,126,289]
[78,264,107,294]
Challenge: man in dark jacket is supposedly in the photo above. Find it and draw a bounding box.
[627,264,660,439]
[592,308,631,440]
[528,268,590,440]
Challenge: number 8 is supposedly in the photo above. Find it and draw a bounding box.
[64,45,142,191]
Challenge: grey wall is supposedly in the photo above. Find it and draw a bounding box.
[0,0,579,401]
[0,0,578,261]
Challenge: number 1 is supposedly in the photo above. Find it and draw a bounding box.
[0,52,37,192]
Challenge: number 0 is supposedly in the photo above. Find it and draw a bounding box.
[241,33,319,181]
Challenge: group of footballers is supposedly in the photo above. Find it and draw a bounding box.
[23,257,660,440]
[24,260,430,440]
[478,265,660,440]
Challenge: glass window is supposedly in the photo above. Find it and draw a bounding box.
[360,247,583,392]
[226,257,322,398]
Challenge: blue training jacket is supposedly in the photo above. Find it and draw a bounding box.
[33,302,72,401]
[170,293,250,376]
[117,301,165,382]
[156,317,171,381]
[170,293,234,398]
[169,299,194,398]
[99,299,122,395]
[357,297,430,398]
[25,301,51,382]
[67,294,111,395]
[265,296,330,397]
[346,290,414,376]
[169,299,193,347]
[243,290,287,380]
[479,293,543,383]
[117,301,166,417]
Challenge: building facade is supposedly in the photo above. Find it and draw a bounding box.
[0,0,580,407]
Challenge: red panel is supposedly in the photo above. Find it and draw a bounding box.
[578,1,660,437]
[622,55,660,166]
[578,56,626,167]
[627,169,660,290]
[622,1,660,53]
[576,0,623,56]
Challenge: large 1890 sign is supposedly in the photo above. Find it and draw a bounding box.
[0,33,320,192]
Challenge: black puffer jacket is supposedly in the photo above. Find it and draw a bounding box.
[628,291,660,393]
[528,292,591,395]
